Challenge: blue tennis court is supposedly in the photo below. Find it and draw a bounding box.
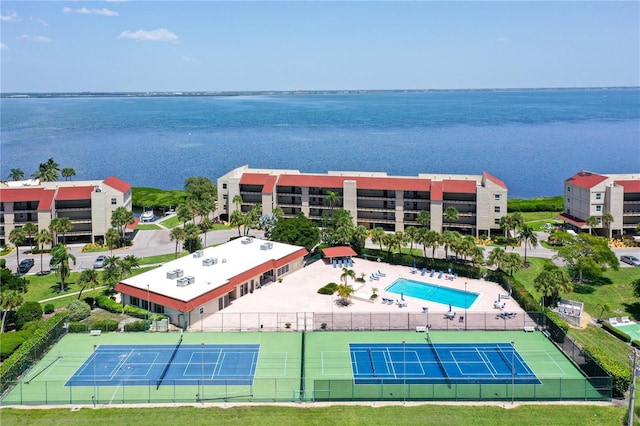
[350,342,539,385]
[65,344,259,387]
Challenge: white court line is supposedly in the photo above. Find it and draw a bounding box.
[183,350,221,378]
[321,351,351,376]
[113,351,159,378]
[475,348,498,377]
[521,350,566,376]
[110,384,121,404]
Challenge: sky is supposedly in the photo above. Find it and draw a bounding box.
[1,1,638,92]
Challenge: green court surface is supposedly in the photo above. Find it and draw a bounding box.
[2,330,609,405]
[614,323,640,341]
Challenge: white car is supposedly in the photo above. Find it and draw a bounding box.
[621,255,640,267]
[93,255,107,269]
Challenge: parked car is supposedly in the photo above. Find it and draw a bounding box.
[49,258,58,271]
[18,258,35,274]
[621,255,640,267]
[93,255,107,269]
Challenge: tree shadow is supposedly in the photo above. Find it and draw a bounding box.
[622,302,640,319]
[584,276,614,286]
[572,284,595,295]
[49,282,73,293]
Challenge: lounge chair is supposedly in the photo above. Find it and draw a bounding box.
[338,260,342,268]
[421,268,427,276]
[377,270,386,277]
[422,307,429,313]
[609,317,619,325]
[437,271,443,279]
[500,289,512,299]
[410,267,417,274]
[444,311,455,320]
[370,274,379,281]
[333,259,337,268]
[621,316,631,324]
[430,269,435,277]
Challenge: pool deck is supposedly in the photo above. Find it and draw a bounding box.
[204,258,522,327]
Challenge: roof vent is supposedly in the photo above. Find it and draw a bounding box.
[260,242,274,250]
[176,275,195,287]
[202,257,218,266]
[167,269,184,279]
[193,250,204,258]
[241,237,253,245]
[94,186,102,193]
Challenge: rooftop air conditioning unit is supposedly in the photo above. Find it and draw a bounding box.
[260,243,269,250]
[185,275,195,285]
[175,269,184,278]
[176,277,188,287]
[241,237,253,245]
[202,258,217,266]
[193,250,204,258]
[166,270,178,279]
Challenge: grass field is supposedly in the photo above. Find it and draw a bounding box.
[0,404,624,426]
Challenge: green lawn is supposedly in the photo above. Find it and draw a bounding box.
[159,215,231,230]
[0,405,625,425]
[138,252,188,265]
[135,224,163,230]
[131,187,188,209]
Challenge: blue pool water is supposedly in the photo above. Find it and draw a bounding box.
[386,278,478,309]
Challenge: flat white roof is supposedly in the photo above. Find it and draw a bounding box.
[121,237,304,302]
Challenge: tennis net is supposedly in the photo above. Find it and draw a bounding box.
[426,335,450,384]
[368,349,377,377]
[156,335,183,389]
[496,344,514,374]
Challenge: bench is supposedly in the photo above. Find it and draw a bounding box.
[416,326,427,333]
[90,330,102,336]
[542,330,551,338]
[523,326,535,332]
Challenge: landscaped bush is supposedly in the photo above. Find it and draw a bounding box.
[124,305,151,319]
[602,322,631,342]
[0,332,27,360]
[583,345,631,397]
[66,300,91,322]
[124,320,149,332]
[89,319,120,332]
[67,322,89,333]
[95,295,123,314]
[16,301,43,330]
[318,282,338,295]
[43,303,55,314]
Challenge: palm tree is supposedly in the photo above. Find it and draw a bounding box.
[534,268,573,307]
[517,225,538,265]
[110,207,134,246]
[443,206,459,231]
[22,222,37,251]
[0,290,24,332]
[50,243,76,292]
[105,228,120,255]
[510,212,525,238]
[169,227,186,258]
[336,283,354,306]
[382,233,394,254]
[416,210,431,228]
[232,194,244,211]
[183,223,201,252]
[200,216,213,247]
[370,227,386,251]
[177,203,193,225]
[470,245,485,268]
[34,229,53,274]
[405,226,418,253]
[340,267,356,286]
[596,303,611,322]
[441,230,460,259]
[499,215,512,238]
[7,168,24,181]
[503,252,523,276]
[33,158,60,181]
[324,191,340,213]
[273,206,285,220]
[61,168,76,181]
[120,255,141,278]
[487,247,506,271]
[9,227,26,273]
[424,230,441,259]
[601,212,614,238]
[351,225,369,251]
[230,210,245,237]
[50,217,72,245]
[586,216,599,235]
[391,231,406,255]
[77,268,99,300]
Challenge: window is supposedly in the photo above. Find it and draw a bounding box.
[567,186,571,192]
[596,205,602,212]
[223,194,228,199]
[494,194,501,201]
[130,296,140,306]
[567,209,571,215]
[222,183,227,189]
[111,198,117,205]
[595,193,602,200]
[494,206,501,213]
[494,218,500,225]
[277,265,290,276]
[566,198,570,203]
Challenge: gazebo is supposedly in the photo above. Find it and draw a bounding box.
[321,246,357,266]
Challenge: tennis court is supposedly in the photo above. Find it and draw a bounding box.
[66,343,260,387]
[350,342,538,385]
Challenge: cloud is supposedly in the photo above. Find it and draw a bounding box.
[1,11,20,22]
[118,28,179,43]
[63,7,119,17]
[1,43,8,51]
[18,35,52,43]
[30,17,49,26]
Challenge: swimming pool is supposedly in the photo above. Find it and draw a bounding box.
[385,278,478,309]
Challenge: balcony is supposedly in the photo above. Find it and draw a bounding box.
[56,206,91,213]
[443,199,477,205]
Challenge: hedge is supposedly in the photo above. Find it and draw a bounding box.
[318,282,338,295]
[602,322,632,342]
[67,322,89,333]
[583,345,631,397]
[89,319,120,332]
[95,295,166,321]
[95,295,123,314]
[0,332,27,360]
[124,320,150,332]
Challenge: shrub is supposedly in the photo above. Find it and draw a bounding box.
[602,322,631,342]
[318,282,338,295]
[66,300,91,322]
[67,322,88,333]
[0,332,27,360]
[0,259,6,268]
[583,345,631,397]
[43,303,55,314]
[124,320,149,332]
[95,295,123,314]
[89,319,120,332]
[16,301,43,330]
[124,305,150,319]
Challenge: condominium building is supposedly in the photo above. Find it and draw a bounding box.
[217,166,508,236]
[559,170,640,236]
[0,176,132,246]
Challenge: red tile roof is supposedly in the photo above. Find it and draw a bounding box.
[322,246,357,259]
[240,173,278,194]
[0,187,56,210]
[483,172,508,189]
[56,186,94,200]
[430,181,443,201]
[615,180,640,193]
[558,213,586,227]
[277,174,430,191]
[103,176,131,193]
[442,180,476,193]
[565,171,608,189]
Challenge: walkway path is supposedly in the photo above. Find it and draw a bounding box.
[38,286,107,303]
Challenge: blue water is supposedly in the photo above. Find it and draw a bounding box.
[1,89,638,197]
[386,278,478,309]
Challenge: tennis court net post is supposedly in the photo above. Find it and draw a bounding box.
[156,335,183,389]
